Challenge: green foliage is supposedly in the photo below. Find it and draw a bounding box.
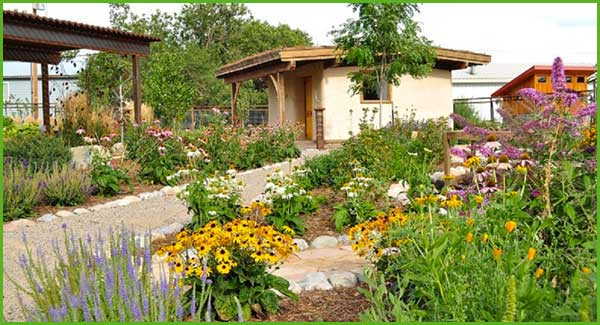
[44,164,91,206]
[3,120,41,138]
[181,170,243,229]
[2,162,45,221]
[332,162,379,231]
[453,101,480,129]
[90,152,132,197]
[300,149,349,189]
[331,3,436,125]
[3,134,72,172]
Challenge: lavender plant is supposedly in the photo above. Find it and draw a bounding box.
[11,225,210,322]
[2,160,46,220]
[44,163,92,206]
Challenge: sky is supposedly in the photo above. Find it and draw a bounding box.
[3,2,597,75]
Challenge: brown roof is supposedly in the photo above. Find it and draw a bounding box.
[217,46,491,78]
[4,10,161,42]
[492,65,596,96]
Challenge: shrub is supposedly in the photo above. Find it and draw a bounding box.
[332,162,379,232]
[452,101,480,129]
[44,164,92,206]
[158,220,298,321]
[3,119,41,138]
[90,152,132,197]
[261,168,319,235]
[13,225,192,322]
[2,161,45,221]
[179,170,244,229]
[3,134,72,171]
[301,149,350,189]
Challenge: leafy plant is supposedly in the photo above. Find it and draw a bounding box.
[261,168,320,235]
[3,134,72,172]
[158,220,299,321]
[332,162,379,231]
[44,163,92,206]
[90,151,132,196]
[12,225,191,322]
[2,161,45,221]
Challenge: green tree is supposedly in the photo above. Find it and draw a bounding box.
[330,3,436,127]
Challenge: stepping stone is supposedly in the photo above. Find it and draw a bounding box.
[55,210,75,218]
[293,238,309,251]
[161,186,180,196]
[327,271,357,288]
[310,235,338,249]
[4,219,36,232]
[337,235,351,246]
[122,195,142,204]
[139,191,163,200]
[153,222,184,235]
[298,272,333,291]
[89,204,106,211]
[73,208,90,215]
[38,214,57,222]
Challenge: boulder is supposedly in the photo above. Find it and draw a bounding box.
[310,236,338,249]
[38,214,57,222]
[73,208,91,215]
[70,145,110,169]
[55,210,75,218]
[122,195,142,204]
[153,222,184,235]
[139,191,163,200]
[327,271,357,288]
[298,272,333,291]
[337,235,351,246]
[4,219,36,232]
[293,238,309,251]
[111,142,126,157]
[161,186,180,196]
[387,181,410,205]
[288,280,303,294]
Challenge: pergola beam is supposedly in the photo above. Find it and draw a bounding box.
[223,61,295,84]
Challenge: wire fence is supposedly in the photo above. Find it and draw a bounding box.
[183,105,269,129]
[453,89,596,122]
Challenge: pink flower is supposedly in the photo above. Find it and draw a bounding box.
[133,123,139,128]
[76,128,85,135]
[101,136,111,142]
[158,146,166,156]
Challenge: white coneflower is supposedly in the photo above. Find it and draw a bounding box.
[208,211,217,216]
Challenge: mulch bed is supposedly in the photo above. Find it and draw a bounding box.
[302,187,346,242]
[258,285,371,322]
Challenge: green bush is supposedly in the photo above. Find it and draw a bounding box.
[2,119,41,138]
[90,152,132,196]
[2,162,45,221]
[3,134,72,171]
[301,149,349,189]
[44,164,92,206]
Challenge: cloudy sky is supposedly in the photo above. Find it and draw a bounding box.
[3,2,597,65]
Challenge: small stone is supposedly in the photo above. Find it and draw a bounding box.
[298,272,333,291]
[337,235,351,246]
[293,238,309,251]
[310,235,338,249]
[387,180,409,198]
[111,142,126,157]
[122,195,142,204]
[38,213,57,222]
[73,208,90,215]
[430,171,444,182]
[151,232,166,241]
[327,271,357,288]
[89,204,106,211]
[4,219,36,232]
[55,210,75,218]
[139,191,163,200]
[288,280,303,294]
[161,186,180,196]
[153,222,184,235]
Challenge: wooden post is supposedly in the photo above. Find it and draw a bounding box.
[190,107,195,129]
[314,107,325,150]
[231,82,240,126]
[132,55,142,124]
[41,63,50,133]
[32,63,39,119]
[443,132,450,176]
[277,72,285,125]
[490,97,495,122]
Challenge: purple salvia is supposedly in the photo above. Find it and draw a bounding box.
[131,297,143,321]
[117,265,130,308]
[104,266,115,305]
[158,296,166,322]
[21,231,27,244]
[80,269,91,321]
[551,57,566,92]
[191,287,197,320]
[518,88,549,107]
[18,254,27,269]
[205,295,212,322]
[49,307,63,322]
[201,258,209,284]
[142,293,150,317]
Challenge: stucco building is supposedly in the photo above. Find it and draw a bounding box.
[217,46,490,142]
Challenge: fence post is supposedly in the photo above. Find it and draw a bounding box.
[314,107,325,150]
[490,97,495,122]
[443,131,450,176]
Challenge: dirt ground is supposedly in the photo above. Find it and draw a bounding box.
[302,187,346,241]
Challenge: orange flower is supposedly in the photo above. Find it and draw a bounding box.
[505,221,517,233]
[493,247,503,260]
[527,247,536,261]
[582,267,591,275]
[535,268,544,278]
[466,232,474,243]
[482,233,489,243]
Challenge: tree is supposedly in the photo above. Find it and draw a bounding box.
[330,3,436,127]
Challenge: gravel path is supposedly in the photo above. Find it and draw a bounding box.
[2,196,190,322]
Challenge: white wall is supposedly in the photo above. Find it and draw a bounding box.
[453,82,505,120]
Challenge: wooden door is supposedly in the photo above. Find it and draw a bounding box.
[304,77,313,140]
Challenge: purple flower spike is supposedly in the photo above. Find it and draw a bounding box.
[551,57,567,92]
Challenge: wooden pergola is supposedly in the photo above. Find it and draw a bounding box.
[3,10,161,132]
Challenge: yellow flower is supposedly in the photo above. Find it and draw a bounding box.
[527,247,536,261]
[426,194,439,203]
[414,197,427,206]
[466,218,474,226]
[174,260,184,274]
[505,221,517,233]
[216,263,232,274]
[281,226,296,236]
[474,195,484,204]
[516,165,528,174]
[214,247,230,262]
[441,174,455,181]
[441,195,463,208]
[582,267,591,274]
[466,232,474,243]
[493,248,503,260]
[482,233,489,243]
[463,156,481,168]
[535,268,544,279]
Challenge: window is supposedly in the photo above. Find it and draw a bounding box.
[577,76,585,83]
[537,76,547,83]
[361,74,391,102]
[565,75,572,83]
